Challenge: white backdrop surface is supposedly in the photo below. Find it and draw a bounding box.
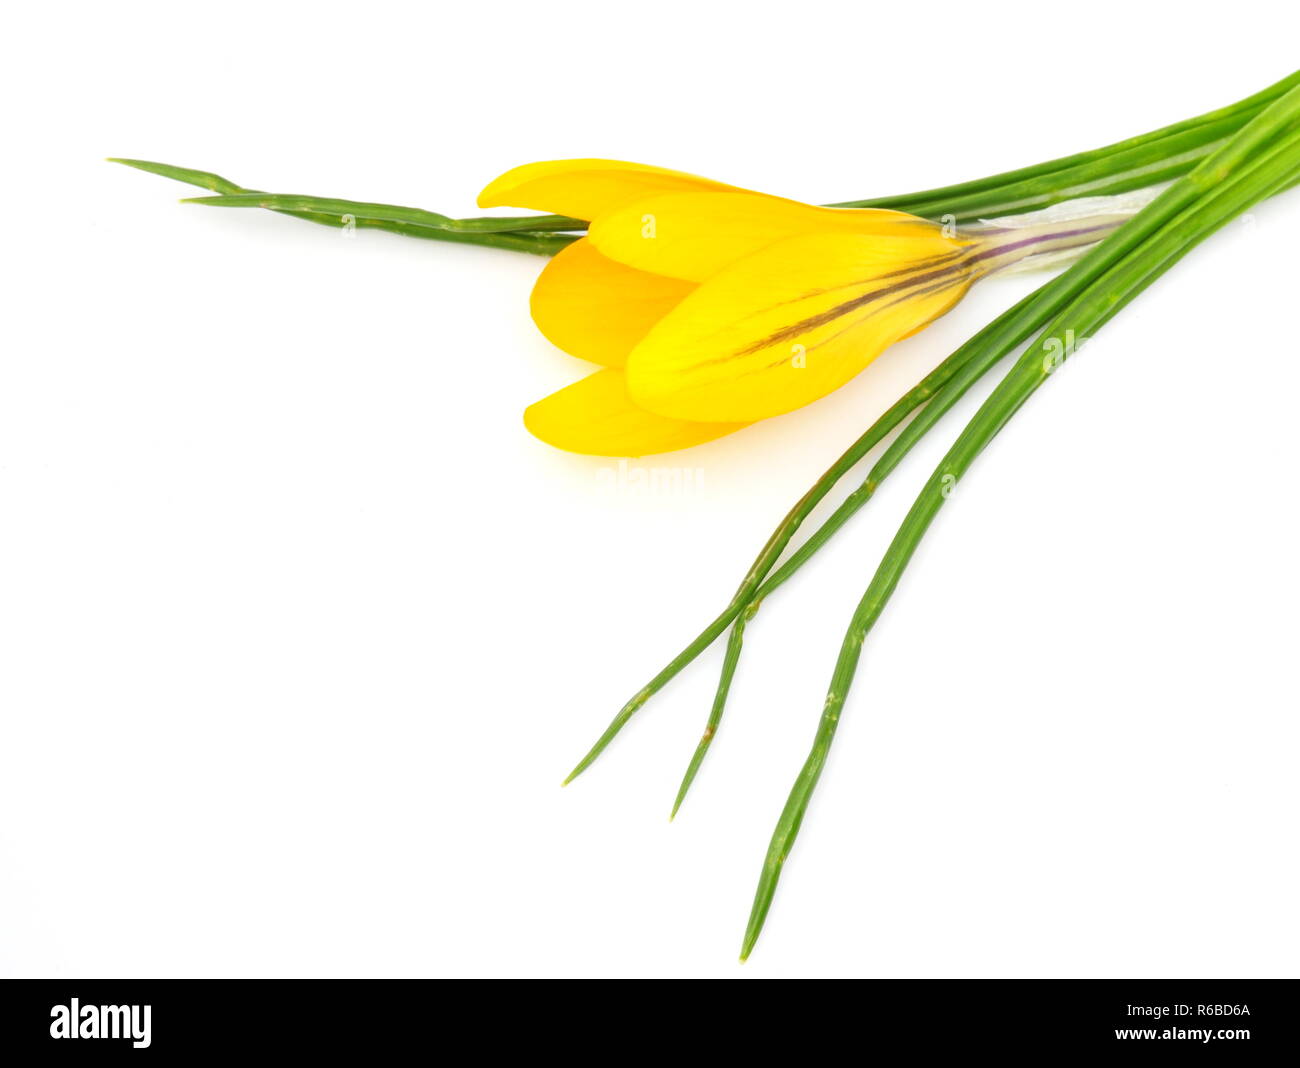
[2,2,1297,977]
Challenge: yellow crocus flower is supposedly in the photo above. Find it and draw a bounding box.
[480,160,1110,457]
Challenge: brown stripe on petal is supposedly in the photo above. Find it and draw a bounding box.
[677,247,979,375]
[794,274,969,362]
[767,245,973,308]
[752,272,973,375]
[728,247,979,361]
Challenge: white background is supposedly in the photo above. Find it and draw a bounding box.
[3,2,1298,978]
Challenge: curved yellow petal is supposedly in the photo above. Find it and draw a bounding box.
[626,232,976,423]
[530,239,695,368]
[588,192,938,282]
[477,159,740,220]
[524,369,747,457]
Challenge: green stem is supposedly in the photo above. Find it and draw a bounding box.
[739,91,1300,961]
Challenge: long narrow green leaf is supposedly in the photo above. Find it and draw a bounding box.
[180,191,585,233]
[109,158,577,255]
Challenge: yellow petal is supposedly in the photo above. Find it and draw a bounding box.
[478,159,739,220]
[588,192,937,282]
[524,369,747,457]
[626,231,975,423]
[530,239,695,368]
